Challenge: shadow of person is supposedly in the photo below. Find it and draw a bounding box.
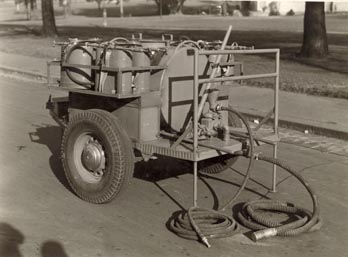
[41,240,69,257]
[0,223,25,257]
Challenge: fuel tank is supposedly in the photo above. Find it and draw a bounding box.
[150,46,229,133]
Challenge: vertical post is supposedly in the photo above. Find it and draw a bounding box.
[193,49,199,207]
[272,49,280,192]
[120,0,124,17]
[47,61,51,86]
[103,7,108,27]
[95,47,101,91]
[64,0,68,18]
[160,0,163,18]
[274,49,280,135]
[117,69,122,95]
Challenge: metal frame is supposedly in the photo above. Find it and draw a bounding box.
[191,47,280,205]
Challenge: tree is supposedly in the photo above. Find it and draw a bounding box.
[86,0,103,10]
[154,0,186,15]
[95,0,103,10]
[300,2,328,58]
[42,0,58,37]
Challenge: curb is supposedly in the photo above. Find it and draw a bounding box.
[241,111,348,141]
[0,65,47,82]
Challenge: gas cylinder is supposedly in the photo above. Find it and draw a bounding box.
[60,44,94,89]
[132,50,151,94]
[104,49,133,95]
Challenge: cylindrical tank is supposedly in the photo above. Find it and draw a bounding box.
[60,44,94,89]
[104,49,133,95]
[149,46,229,133]
[132,51,151,94]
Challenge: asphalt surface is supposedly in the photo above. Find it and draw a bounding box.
[0,76,348,257]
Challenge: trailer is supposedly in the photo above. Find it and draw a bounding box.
[46,26,320,247]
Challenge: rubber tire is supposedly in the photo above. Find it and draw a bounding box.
[61,109,134,204]
[198,154,238,174]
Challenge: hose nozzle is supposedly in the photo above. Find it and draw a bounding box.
[251,228,277,241]
[201,237,211,248]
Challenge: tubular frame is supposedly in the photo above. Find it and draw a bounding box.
[191,47,280,203]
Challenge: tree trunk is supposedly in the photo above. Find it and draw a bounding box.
[176,0,185,14]
[30,0,37,10]
[300,2,328,58]
[42,0,58,37]
[97,0,102,11]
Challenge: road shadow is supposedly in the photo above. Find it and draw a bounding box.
[73,4,158,18]
[29,123,71,192]
[0,223,71,257]
[134,154,270,213]
[0,223,25,257]
[41,240,69,257]
[134,156,191,182]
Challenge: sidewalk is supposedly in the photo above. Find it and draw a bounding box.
[0,51,347,140]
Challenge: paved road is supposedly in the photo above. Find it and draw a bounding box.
[0,77,347,257]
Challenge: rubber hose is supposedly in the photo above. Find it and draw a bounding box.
[170,106,253,247]
[218,105,255,211]
[64,43,94,87]
[237,155,322,241]
[169,207,238,247]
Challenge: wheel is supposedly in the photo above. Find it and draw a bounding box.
[61,109,134,204]
[198,154,238,174]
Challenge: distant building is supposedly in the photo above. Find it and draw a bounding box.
[212,1,348,16]
[253,1,348,15]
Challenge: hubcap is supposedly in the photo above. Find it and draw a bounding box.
[73,134,106,183]
[81,140,105,173]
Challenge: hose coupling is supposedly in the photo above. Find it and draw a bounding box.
[215,104,223,112]
[251,228,277,241]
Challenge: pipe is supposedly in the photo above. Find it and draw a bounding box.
[197,25,232,119]
[217,105,255,211]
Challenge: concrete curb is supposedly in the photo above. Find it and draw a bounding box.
[0,65,47,81]
[241,111,348,141]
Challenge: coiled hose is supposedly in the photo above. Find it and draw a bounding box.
[170,207,238,248]
[169,106,321,246]
[169,106,254,247]
[238,155,322,241]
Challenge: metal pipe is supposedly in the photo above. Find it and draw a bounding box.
[200,49,279,55]
[272,49,280,192]
[274,49,280,134]
[199,72,277,84]
[272,143,278,192]
[197,25,232,119]
[193,49,199,207]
